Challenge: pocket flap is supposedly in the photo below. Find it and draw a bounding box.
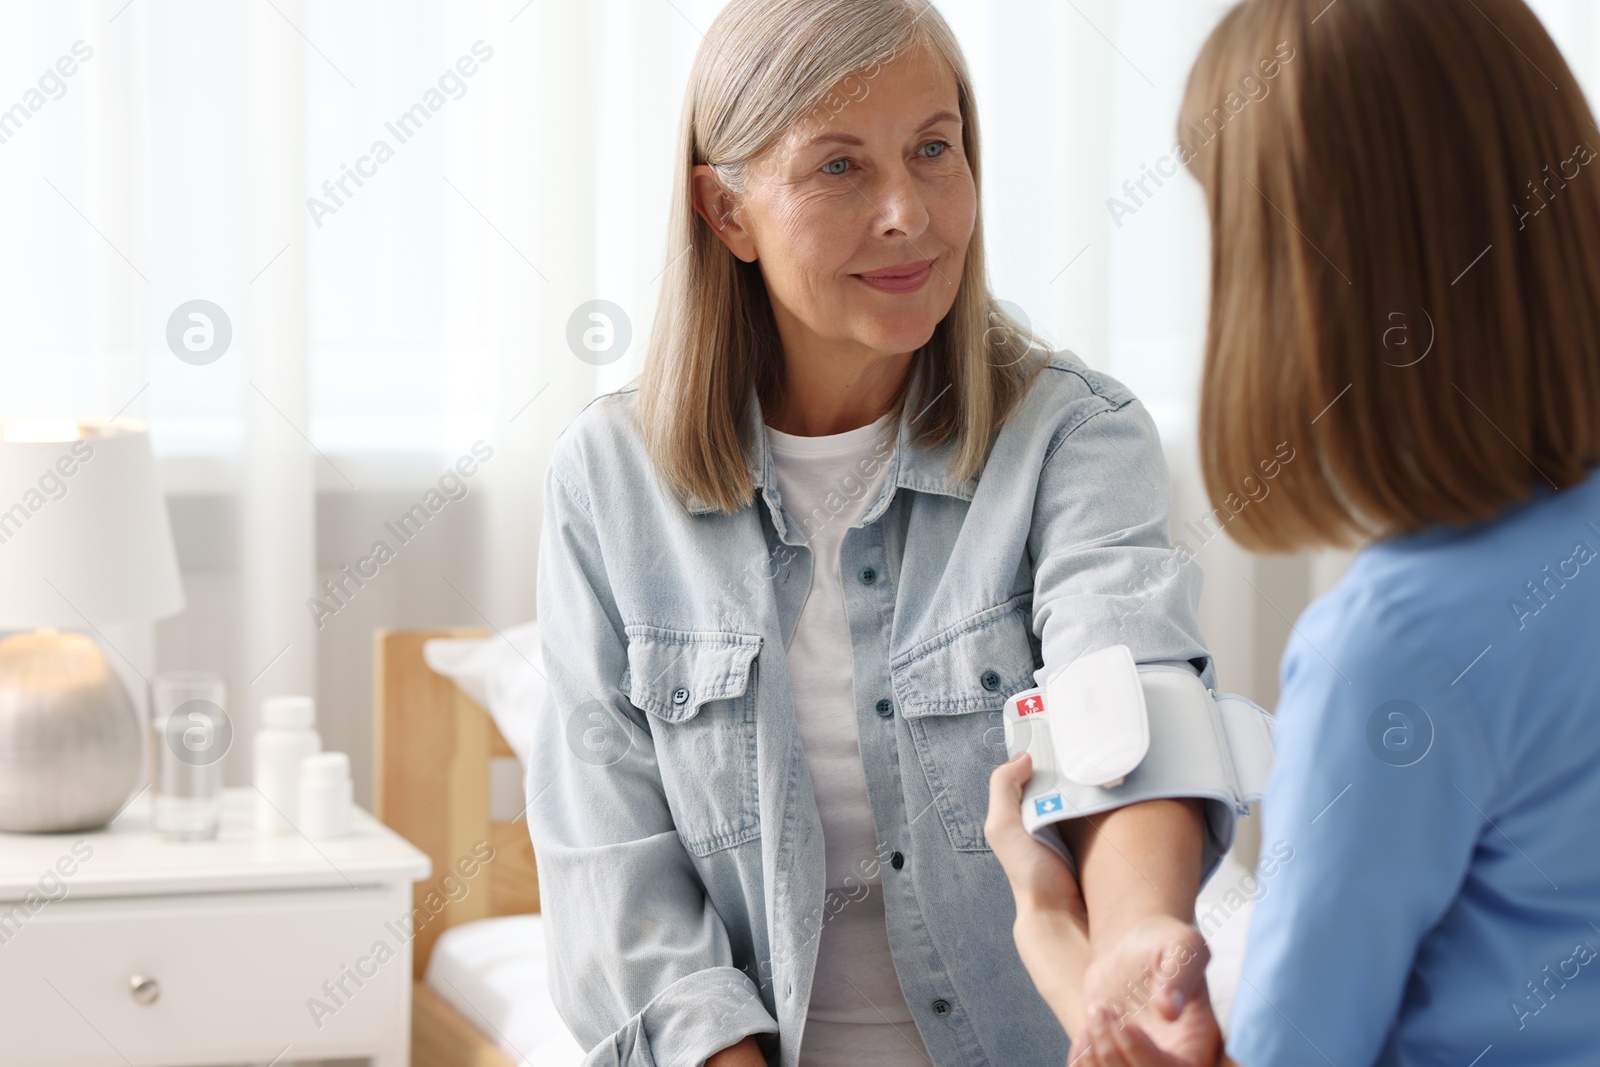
[892,599,1040,718]
[622,625,762,723]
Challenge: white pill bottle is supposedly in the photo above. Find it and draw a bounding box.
[253,695,321,832]
[297,752,353,838]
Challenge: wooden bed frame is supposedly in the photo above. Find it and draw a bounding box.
[373,628,541,1067]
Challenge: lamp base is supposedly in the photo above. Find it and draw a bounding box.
[0,629,142,833]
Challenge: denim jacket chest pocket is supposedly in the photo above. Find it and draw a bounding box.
[891,595,1041,852]
[621,624,763,857]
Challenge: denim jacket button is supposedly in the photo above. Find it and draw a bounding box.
[671,686,689,705]
[890,850,904,870]
[931,999,951,1017]
[858,566,877,585]
[980,669,1001,691]
[875,697,893,718]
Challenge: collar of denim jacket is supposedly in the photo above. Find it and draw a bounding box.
[680,362,979,521]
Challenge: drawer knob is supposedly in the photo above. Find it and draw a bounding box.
[129,975,160,1006]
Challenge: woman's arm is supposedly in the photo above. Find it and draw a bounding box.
[528,459,778,1066]
[1059,797,1203,954]
[1020,384,1240,1057]
[1063,799,1220,1064]
[1059,796,1208,996]
[988,758,1221,1067]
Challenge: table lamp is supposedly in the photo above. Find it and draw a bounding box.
[0,418,185,832]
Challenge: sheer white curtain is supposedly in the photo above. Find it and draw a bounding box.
[3,0,1597,802]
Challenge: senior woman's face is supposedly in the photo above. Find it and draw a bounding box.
[694,46,975,362]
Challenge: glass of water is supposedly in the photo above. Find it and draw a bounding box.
[150,672,232,841]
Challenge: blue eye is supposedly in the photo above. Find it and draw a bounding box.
[922,139,955,158]
[822,158,851,176]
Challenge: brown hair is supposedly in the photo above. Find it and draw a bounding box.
[637,0,1044,515]
[1181,0,1600,551]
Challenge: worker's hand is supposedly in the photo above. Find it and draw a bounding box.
[1079,915,1219,1067]
[985,752,1094,1034]
[1076,1000,1240,1067]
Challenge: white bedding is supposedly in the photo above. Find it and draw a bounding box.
[423,914,585,1067]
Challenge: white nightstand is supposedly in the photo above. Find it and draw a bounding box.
[0,788,431,1067]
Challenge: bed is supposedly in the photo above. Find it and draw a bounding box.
[372,627,583,1067]
[373,626,1261,1065]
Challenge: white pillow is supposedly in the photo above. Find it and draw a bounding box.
[423,621,543,769]
[423,914,585,1066]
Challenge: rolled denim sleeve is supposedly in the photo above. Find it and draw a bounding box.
[1026,392,1242,881]
[527,458,778,1066]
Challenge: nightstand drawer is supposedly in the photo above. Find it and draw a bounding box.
[0,885,409,1067]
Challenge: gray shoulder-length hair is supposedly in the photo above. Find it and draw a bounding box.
[638,0,1044,515]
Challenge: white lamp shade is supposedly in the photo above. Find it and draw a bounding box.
[0,420,185,629]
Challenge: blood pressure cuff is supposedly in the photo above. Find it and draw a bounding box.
[1041,664,1275,889]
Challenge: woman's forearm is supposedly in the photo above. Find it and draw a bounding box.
[1058,797,1205,948]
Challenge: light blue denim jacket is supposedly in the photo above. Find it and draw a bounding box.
[527,350,1249,1067]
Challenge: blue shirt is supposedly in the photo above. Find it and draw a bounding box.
[1229,470,1600,1066]
[527,351,1261,1067]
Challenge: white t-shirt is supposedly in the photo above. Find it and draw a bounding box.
[764,411,930,1067]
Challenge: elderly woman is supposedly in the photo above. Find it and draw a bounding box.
[988,0,1600,1065]
[526,2,1256,1065]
